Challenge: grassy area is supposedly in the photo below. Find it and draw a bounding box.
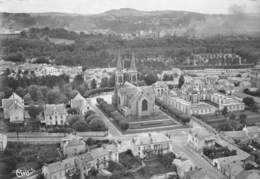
[127,111,170,121]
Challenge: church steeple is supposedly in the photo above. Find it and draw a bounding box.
[130,52,137,71]
[117,51,123,71]
[129,52,138,84]
[115,50,124,86]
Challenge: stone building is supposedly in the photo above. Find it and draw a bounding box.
[113,51,155,117]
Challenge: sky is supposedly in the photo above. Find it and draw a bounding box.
[0,0,260,14]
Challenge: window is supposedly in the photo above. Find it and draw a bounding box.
[132,75,137,82]
[142,99,148,111]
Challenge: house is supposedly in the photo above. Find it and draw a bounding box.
[153,81,169,97]
[42,157,76,179]
[90,144,119,169]
[42,104,68,126]
[2,93,25,123]
[0,133,7,152]
[61,133,87,157]
[131,133,172,159]
[172,158,197,178]
[70,93,91,115]
[187,129,215,153]
[42,143,118,179]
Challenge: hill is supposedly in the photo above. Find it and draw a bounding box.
[1,8,260,37]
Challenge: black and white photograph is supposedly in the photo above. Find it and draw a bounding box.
[0,0,260,178]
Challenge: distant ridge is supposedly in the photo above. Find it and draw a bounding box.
[1,8,260,37]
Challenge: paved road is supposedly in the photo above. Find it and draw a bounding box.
[88,95,122,138]
[172,143,226,179]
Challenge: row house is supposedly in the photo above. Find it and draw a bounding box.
[42,143,118,179]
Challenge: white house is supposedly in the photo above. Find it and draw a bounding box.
[131,133,172,159]
[2,93,25,123]
[70,93,91,115]
[42,104,68,126]
[61,133,87,157]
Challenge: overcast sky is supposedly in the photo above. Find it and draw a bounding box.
[0,0,259,14]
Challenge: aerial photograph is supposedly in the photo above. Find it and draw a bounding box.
[0,0,260,178]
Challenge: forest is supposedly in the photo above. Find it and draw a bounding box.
[1,27,260,73]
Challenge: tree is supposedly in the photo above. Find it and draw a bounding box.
[72,120,89,132]
[67,115,81,126]
[239,114,247,125]
[229,113,236,120]
[72,74,84,88]
[89,118,107,131]
[108,74,116,87]
[23,93,33,105]
[15,86,25,97]
[143,73,158,85]
[243,97,256,107]
[222,107,228,116]
[27,106,43,119]
[178,75,185,89]
[100,77,109,88]
[91,79,97,89]
[27,106,43,131]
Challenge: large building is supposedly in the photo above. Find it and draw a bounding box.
[131,133,172,159]
[2,93,25,123]
[113,52,155,117]
[209,93,245,112]
[162,95,217,116]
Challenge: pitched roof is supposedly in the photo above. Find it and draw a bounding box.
[44,104,67,116]
[72,93,85,101]
[134,132,170,146]
[2,93,24,109]
[90,144,118,158]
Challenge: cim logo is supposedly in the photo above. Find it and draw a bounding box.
[16,168,36,178]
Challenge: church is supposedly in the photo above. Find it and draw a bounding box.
[112,51,155,117]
